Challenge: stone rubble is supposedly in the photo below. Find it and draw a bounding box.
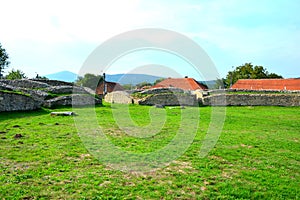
[0,79,101,112]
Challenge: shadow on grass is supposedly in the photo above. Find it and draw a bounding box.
[0,104,107,122]
[0,108,51,122]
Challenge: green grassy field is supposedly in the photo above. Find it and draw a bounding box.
[0,104,299,199]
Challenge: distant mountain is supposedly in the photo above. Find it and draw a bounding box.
[44,71,215,87]
[105,74,163,85]
[45,71,78,82]
[106,74,219,87]
[44,71,163,85]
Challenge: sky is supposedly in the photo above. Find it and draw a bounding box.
[0,0,299,80]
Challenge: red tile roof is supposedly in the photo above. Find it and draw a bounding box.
[96,81,124,95]
[151,78,208,91]
[231,79,300,91]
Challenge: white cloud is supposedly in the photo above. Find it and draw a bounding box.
[0,0,299,78]
[0,0,145,43]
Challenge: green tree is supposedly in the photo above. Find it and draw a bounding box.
[136,81,152,89]
[0,43,10,79]
[122,84,134,90]
[75,73,103,90]
[153,78,165,85]
[225,63,283,87]
[267,73,283,79]
[214,78,227,89]
[5,69,27,80]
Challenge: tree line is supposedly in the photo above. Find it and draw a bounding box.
[215,63,283,89]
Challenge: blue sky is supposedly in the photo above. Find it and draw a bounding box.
[0,0,299,80]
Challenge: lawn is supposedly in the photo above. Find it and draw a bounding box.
[0,104,299,199]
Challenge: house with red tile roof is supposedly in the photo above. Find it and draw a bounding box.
[96,81,124,95]
[231,78,300,91]
[151,77,208,91]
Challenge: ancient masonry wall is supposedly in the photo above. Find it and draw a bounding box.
[30,79,74,86]
[202,94,300,106]
[0,79,100,112]
[138,93,198,106]
[105,91,300,107]
[104,91,133,104]
[0,91,42,111]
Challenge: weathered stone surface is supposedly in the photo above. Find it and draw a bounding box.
[45,86,89,94]
[2,78,299,111]
[140,87,191,95]
[0,79,50,89]
[24,89,49,101]
[0,81,48,101]
[0,79,101,111]
[202,94,300,106]
[0,91,42,112]
[138,93,198,106]
[82,87,96,95]
[0,82,15,91]
[43,94,102,108]
[50,111,76,116]
[30,79,74,86]
[104,91,133,104]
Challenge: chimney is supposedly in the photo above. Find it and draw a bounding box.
[103,73,107,95]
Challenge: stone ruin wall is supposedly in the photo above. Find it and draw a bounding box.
[138,93,198,106]
[1,80,299,112]
[105,88,300,107]
[0,79,49,89]
[104,91,133,104]
[0,79,100,112]
[30,79,74,86]
[202,94,300,106]
[0,91,42,112]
